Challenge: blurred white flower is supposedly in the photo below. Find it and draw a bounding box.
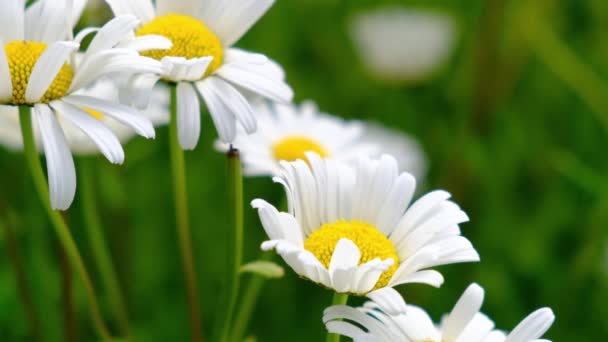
[253,153,478,312]
[215,100,426,180]
[350,7,456,83]
[324,283,556,342]
[104,0,294,148]
[0,0,166,209]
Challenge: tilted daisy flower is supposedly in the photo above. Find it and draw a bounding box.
[104,0,294,148]
[216,100,375,176]
[0,76,170,154]
[252,153,479,312]
[324,283,556,342]
[0,0,168,209]
[350,7,456,83]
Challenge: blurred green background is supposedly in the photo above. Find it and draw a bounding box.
[1,0,608,341]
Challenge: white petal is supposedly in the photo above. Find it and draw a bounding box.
[366,287,407,315]
[50,101,124,164]
[104,0,155,23]
[86,15,140,56]
[117,34,172,52]
[156,0,198,16]
[34,104,76,210]
[329,239,361,293]
[0,0,24,41]
[0,42,13,102]
[216,63,293,103]
[176,82,201,150]
[25,0,71,42]
[505,309,555,342]
[199,0,275,46]
[62,95,155,138]
[161,56,212,82]
[206,77,257,133]
[121,73,161,109]
[25,41,79,103]
[442,283,485,341]
[390,269,444,288]
[195,80,236,142]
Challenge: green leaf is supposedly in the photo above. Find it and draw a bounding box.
[240,261,285,279]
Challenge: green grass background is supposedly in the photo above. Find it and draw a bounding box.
[1,0,608,340]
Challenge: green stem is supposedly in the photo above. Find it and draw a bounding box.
[325,293,349,342]
[229,253,272,342]
[169,84,204,342]
[79,158,130,335]
[18,105,112,341]
[0,215,43,342]
[58,239,77,342]
[220,147,244,342]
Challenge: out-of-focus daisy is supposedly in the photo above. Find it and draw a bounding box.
[104,0,294,148]
[324,283,556,342]
[350,7,456,83]
[0,0,168,209]
[0,77,169,154]
[252,153,478,313]
[215,100,427,179]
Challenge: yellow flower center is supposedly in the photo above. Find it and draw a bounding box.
[304,220,399,289]
[4,41,73,105]
[272,135,328,163]
[136,14,224,77]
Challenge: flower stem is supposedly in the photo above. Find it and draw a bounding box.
[58,238,77,342]
[0,215,43,342]
[79,158,130,335]
[229,253,272,342]
[169,84,204,342]
[18,105,112,341]
[325,293,349,342]
[220,147,244,342]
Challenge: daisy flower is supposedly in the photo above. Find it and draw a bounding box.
[0,77,169,154]
[104,0,294,148]
[0,0,169,210]
[323,283,556,342]
[350,7,456,83]
[252,153,479,313]
[215,100,427,179]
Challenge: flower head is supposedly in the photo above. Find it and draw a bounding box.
[252,153,479,312]
[350,7,456,83]
[215,100,427,179]
[0,0,168,209]
[324,283,556,342]
[105,0,294,147]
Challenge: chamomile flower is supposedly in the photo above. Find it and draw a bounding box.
[0,77,169,154]
[350,7,456,83]
[252,153,479,312]
[0,0,168,210]
[215,100,371,176]
[324,283,556,342]
[104,0,294,148]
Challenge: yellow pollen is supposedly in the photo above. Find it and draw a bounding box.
[4,41,73,105]
[82,107,105,120]
[304,220,399,289]
[273,135,328,163]
[136,14,224,77]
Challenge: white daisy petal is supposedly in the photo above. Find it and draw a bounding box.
[176,82,201,150]
[206,77,257,133]
[0,42,13,102]
[50,101,124,164]
[504,309,555,342]
[25,41,79,103]
[366,287,407,316]
[117,34,173,52]
[0,0,24,42]
[442,283,485,341]
[85,15,140,56]
[161,56,212,82]
[195,80,236,143]
[199,0,274,46]
[62,94,156,139]
[25,0,72,43]
[216,63,293,103]
[329,239,361,293]
[34,104,76,210]
[156,0,198,17]
[104,0,156,23]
